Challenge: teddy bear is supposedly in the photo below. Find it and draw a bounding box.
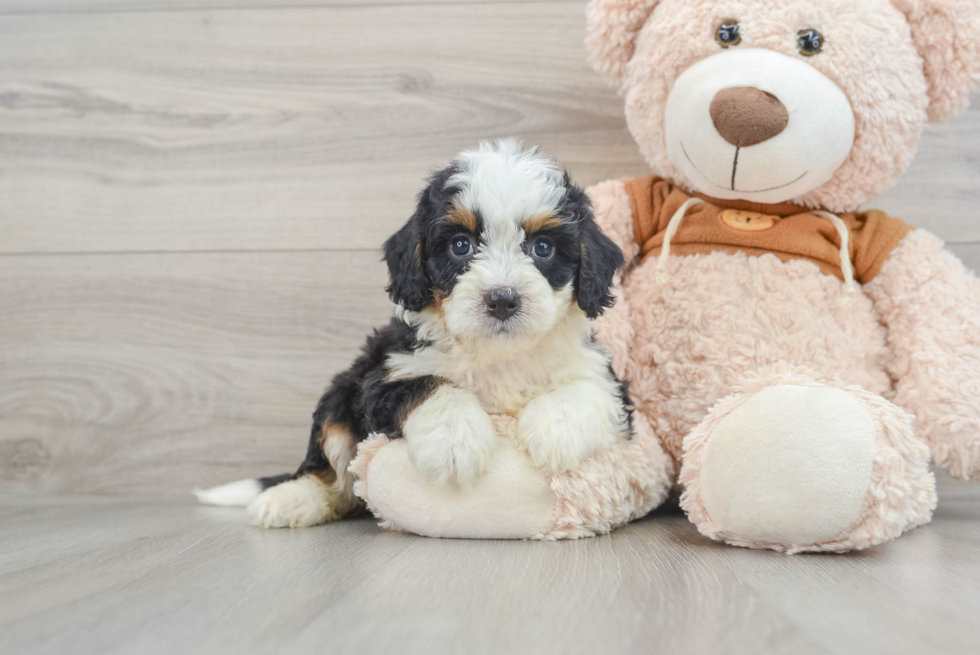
[581,0,980,552]
[348,0,980,549]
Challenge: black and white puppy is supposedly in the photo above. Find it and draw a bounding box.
[196,140,632,528]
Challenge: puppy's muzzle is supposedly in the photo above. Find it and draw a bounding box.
[485,287,521,321]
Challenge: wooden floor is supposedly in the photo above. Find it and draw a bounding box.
[2,0,980,652]
[2,484,980,655]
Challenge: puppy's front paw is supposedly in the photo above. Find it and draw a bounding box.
[403,386,496,485]
[518,391,617,474]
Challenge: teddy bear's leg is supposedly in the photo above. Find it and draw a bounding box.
[679,368,937,553]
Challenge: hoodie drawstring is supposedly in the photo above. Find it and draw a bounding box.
[811,210,856,300]
[656,198,705,285]
[655,202,857,301]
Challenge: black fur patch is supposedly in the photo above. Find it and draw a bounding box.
[258,473,292,490]
[561,176,624,319]
[383,165,463,311]
[423,208,484,299]
[312,317,432,442]
[612,365,635,437]
[516,174,624,318]
[586,337,634,439]
[288,317,446,484]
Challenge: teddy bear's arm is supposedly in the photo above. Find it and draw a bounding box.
[587,179,639,380]
[864,229,980,482]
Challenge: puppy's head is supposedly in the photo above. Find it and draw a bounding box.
[384,140,623,347]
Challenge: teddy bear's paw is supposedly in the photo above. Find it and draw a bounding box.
[517,390,618,474]
[246,475,341,529]
[403,386,496,486]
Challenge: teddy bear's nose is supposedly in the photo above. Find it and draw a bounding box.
[710,86,790,148]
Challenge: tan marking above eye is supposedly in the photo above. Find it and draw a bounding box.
[446,204,477,232]
[523,213,562,234]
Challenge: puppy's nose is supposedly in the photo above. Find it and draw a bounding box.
[710,87,789,148]
[485,288,521,321]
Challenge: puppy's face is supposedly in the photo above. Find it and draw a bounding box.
[384,140,623,349]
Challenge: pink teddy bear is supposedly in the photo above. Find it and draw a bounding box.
[585,0,980,552]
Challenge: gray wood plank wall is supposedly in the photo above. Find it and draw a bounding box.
[1,1,978,496]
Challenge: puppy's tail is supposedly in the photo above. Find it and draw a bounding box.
[193,473,292,507]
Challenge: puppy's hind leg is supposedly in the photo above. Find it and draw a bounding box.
[248,422,360,529]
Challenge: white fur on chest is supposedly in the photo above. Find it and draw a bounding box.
[388,308,611,414]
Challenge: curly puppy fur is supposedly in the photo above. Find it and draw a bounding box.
[196,140,635,529]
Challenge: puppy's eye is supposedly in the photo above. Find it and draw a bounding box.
[450,236,474,258]
[531,238,554,260]
[716,21,741,48]
[798,29,824,56]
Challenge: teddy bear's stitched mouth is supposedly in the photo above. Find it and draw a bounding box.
[680,141,808,195]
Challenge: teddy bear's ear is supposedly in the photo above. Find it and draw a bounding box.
[586,0,661,88]
[891,0,980,122]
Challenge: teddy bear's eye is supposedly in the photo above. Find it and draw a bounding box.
[715,21,742,48]
[797,29,824,56]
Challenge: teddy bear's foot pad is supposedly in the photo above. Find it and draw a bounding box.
[699,385,876,546]
[681,374,936,553]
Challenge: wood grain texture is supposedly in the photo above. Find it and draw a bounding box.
[0,2,644,255]
[1,1,979,501]
[1,3,980,649]
[4,245,980,497]
[0,0,568,16]
[0,250,391,495]
[0,0,977,256]
[1,494,980,655]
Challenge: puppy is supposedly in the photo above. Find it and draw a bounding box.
[196,140,633,528]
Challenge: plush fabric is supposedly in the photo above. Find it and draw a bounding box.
[584,0,979,552]
[348,0,979,547]
[350,414,673,540]
[594,239,894,465]
[352,425,557,540]
[891,0,980,122]
[695,384,878,546]
[866,230,980,482]
[709,86,790,148]
[587,184,966,552]
[541,409,673,539]
[585,0,978,212]
[664,47,857,205]
[679,367,936,553]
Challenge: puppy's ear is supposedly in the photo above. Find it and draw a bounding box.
[568,178,625,319]
[890,0,980,122]
[383,217,430,312]
[586,0,661,89]
[384,168,454,311]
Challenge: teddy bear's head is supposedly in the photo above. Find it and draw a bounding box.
[587,0,980,212]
